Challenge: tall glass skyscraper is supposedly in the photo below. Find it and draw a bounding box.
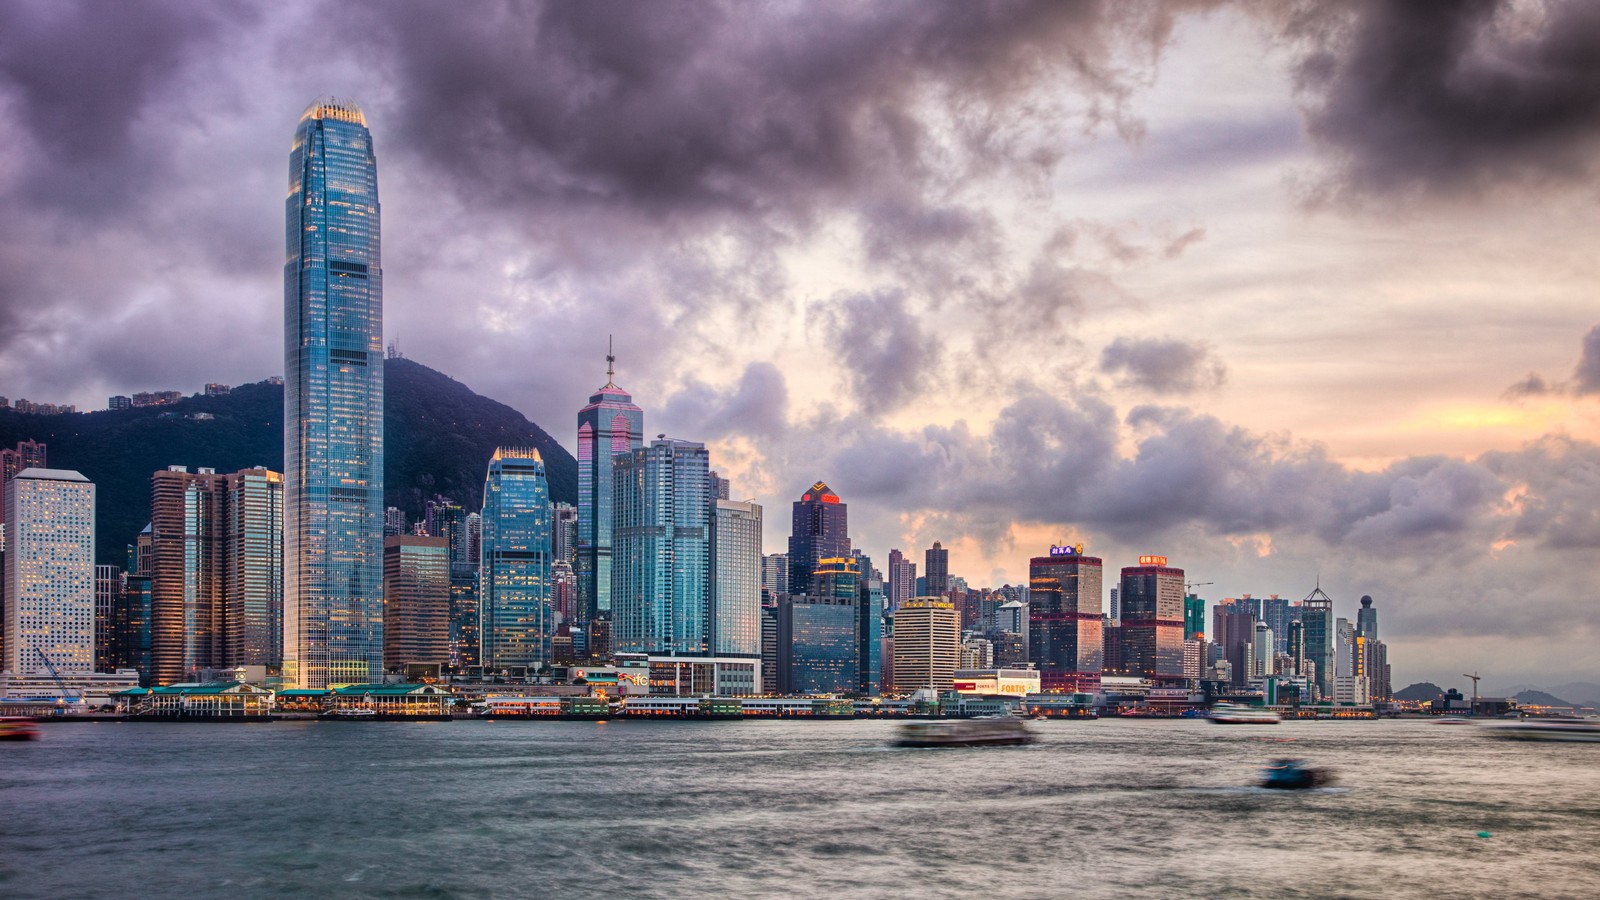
[788,482,850,595]
[711,498,762,658]
[612,438,710,655]
[283,97,384,688]
[576,350,644,626]
[480,449,553,670]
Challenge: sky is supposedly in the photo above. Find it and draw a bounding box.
[2,0,1599,691]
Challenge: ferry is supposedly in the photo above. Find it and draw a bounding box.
[322,708,377,719]
[1209,703,1281,725]
[1260,758,1334,790]
[0,717,41,741]
[1486,717,1600,742]
[894,717,1036,748]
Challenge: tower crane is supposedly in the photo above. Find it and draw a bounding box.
[33,644,85,710]
[1463,672,1481,715]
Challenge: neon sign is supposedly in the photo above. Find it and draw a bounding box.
[1139,555,1168,566]
[1049,544,1084,557]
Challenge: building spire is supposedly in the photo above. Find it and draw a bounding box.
[605,335,616,388]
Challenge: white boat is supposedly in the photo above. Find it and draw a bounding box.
[1487,717,1600,742]
[894,717,1036,748]
[1209,703,1281,725]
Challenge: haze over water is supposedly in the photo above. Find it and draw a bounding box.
[4,720,1598,898]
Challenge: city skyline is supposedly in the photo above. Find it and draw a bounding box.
[2,3,1599,687]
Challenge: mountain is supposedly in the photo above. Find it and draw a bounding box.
[0,357,575,565]
[1393,682,1447,702]
[1542,682,1600,709]
[1511,690,1576,708]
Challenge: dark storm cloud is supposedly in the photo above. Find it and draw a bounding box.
[1289,0,1600,199]
[657,362,789,440]
[819,290,942,416]
[1099,336,1227,394]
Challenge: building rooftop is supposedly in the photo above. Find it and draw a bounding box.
[14,467,89,482]
[300,96,366,127]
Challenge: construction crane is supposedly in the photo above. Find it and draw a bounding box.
[34,644,85,711]
[1463,672,1481,713]
[1186,581,1214,595]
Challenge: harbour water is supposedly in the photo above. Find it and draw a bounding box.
[3,718,1598,898]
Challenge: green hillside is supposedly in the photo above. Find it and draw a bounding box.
[0,357,576,565]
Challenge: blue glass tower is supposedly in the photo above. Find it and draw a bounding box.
[479,448,553,669]
[611,438,710,655]
[576,347,644,626]
[283,98,384,688]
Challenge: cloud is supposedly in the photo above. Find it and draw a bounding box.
[1503,322,1600,399]
[1100,336,1227,394]
[818,289,943,415]
[1288,0,1600,201]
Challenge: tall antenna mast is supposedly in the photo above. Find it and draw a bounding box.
[605,334,616,387]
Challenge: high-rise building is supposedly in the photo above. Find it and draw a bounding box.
[612,438,710,656]
[0,440,47,485]
[1183,594,1206,641]
[480,448,553,670]
[1028,546,1103,692]
[1263,594,1293,655]
[1253,622,1275,677]
[383,536,450,672]
[149,466,228,684]
[4,468,95,674]
[1119,556,1186,684]
[787,482,849,595]
[886,549,915,613]
[854,551,884,697]
[760,553,789,602]
[576,347,644,626]
[551,559,577,625]
[924,542,950,597]
[224,467,283,669]
[551,502,579,568]
[1335,617,1356,679]
[1357,594,1378,640]
[116,573,153,682]
[1212,599,1258,688]
[709,471,731,501]
[773,593,858,694]
[711,499,762,658]
[893,597,960,692]
[384,506,405,537]
[95,565,121,674]
[1108,587,1119,623]
[284,97,385,689]
[1299,586,1335,700]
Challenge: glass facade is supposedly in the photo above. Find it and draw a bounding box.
[284,98,384,688]
[225,467,283,668]
[711,499,762,657]
[1119,564,1187,681]
[787,482,850,595]
[779,596,858,695]
[576,367,644,625]
[1028,554,1103,692]
[612,439,710,655]
[480,449,553,669]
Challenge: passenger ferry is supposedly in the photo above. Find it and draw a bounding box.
[1209,703,1281,725]
[0,717,41,741]
[1487,717,1600,742]
[894,717,1037,748]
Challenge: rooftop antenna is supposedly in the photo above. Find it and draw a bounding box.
[605,334,616,388]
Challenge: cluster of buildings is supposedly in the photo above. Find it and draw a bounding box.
[0,398,77,416]
[105,384,233,412]
[0,97,1397,716]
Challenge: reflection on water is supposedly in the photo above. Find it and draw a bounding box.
[3,719,1599,898]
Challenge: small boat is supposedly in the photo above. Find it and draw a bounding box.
[1210,703,1281,725]
[0,717,41,741]
[894,717,1036,748]
[323,708,378,719]
[1435,715,1475,725]
[1487,717,1600,742]
[1260,758,1333,790]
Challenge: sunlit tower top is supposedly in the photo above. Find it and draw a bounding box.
[576,338,644,625]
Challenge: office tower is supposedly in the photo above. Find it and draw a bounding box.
[854,552,884,696]
[95,565,121,673]
[1364,638,1391,701]
[773,593,859,694]
[1335,617,1355,678]
[465,512,481,564]
[760,553,789,602]
[886,549,916,612]
[480,448,553,670]
[0,440,47,484]
[1263,594,1293,655]
[424,498,468,567]
[1119,556,1186,684]
[4,468,95,674]
[760,600,780,693]
[709,471,731,501]
[1183,594,1206,641]
[116,573,153,682]
[995,600,1026,635]
[384,507,405,537]
[1357,594,1378,640]
[1028,546,1104,692]
[612,438,710,655]
[1212,601,1258,687]
[1299,586,1335,700]
[814,555,873,696]
[1101,622,1124,675]
[1253,622,1275,677]
[383,536,451,672]
[893,597,960,692]
[551,502,579,567]
[924,541,950,597]
[284,97,385,689]
[787,481,850,595]
[1287,619,1305,676]
[551,559,577,624]
[449,572,479,669]
[576,347,645,626]
[1108,587,1120,623]
[224,467,283,668]
[149,466,228,684]
[711,498,763,657]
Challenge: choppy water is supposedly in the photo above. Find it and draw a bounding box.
[3,718,1598,898]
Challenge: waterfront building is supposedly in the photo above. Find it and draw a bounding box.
[760,599,780,692]
[284,97,385,689]
[760,553,789,601]
[4,468,95,674]
[924,542,950,597]
[612,438,710,656]
[773,593,858,694]
[1335,617,1356,679]
[449,571,479,669]
[382,536,450,672]
[95,565,121,673]
[1299,586,1335,700]
[1101,622,1124,675]
[787,482,850,595]
[1183,594,1206,641]
[1183,639,1204,680]
[1213,600,1258,688]
[480,448,553,670]
[646,656,759,697]
[1028,546,1103,692]
[575,347,645,625]
[711,498,763,658]
[886,549,915,612]
[952,668,1040,697]
[224,467,283,669]
[1119,556,1186,684]
[148,466,227,684]
[116,574,153,681]
[854,553,884,696]
[892,597,960,692]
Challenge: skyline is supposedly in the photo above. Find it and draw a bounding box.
[2,2,1599,687]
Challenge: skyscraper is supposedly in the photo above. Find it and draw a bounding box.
[886,549,915,612]
[760,553,789,601]
[576,347,644,626]
[480,448,553,670]
[1028,546,1103,692]
[893,597,960,692]
[383,535,451,672]
[1356,594,1378,640]
[551,502,579,567]
[612,438,710,655]
[1300,586,1335,700]
[788,482,850,595]
[1119,555,1186,684]
[149,466,227,684]
[4,468,95,674]
[284,97,384,688]
[224,467,283,669]
[924,542,950,597]
[711,498,763,658]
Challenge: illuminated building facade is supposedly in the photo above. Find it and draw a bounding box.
[892,597,960,692]
[787,482,850,595]
[4,469,95,675]
[612,439,710,656]
[1028,547,1103,692]
[886,548,915,613]
[225,467,283,669]
[1300,587,1335,700]
[575,350,644,625]
[284,97,385,688]
[774,594,858,694]
[924,542,949,597]
[383,536,451,671]
[1183,594,1206,641]
[711,498,763,658]
[480,448,553,669]
[1118,556,1186,684]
